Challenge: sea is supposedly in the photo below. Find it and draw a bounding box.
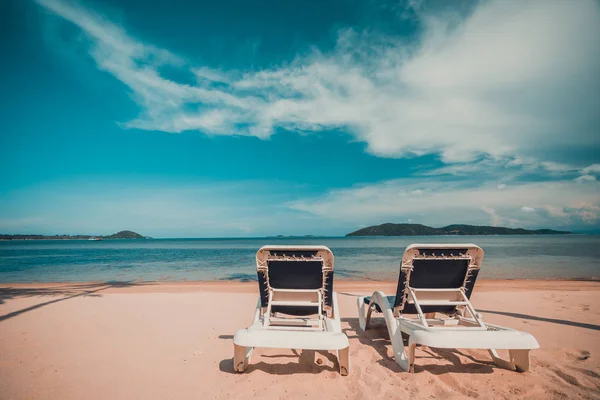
[0,235,598,283]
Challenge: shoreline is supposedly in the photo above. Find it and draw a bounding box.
[2,278,599,294]
[2,233,592,241]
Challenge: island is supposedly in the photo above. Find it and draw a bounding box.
[346,223,571,236]
[0,230,150,240]
[265,235,316,239]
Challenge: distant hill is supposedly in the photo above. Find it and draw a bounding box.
[346,223,571,236]
[0,230,149,240]
[104,230,146,239]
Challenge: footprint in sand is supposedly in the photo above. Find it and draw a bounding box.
[549,389,569,399]
[577,350,590,361]
[508,386,525,396]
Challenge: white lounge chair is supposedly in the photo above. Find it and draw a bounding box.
[357,244,539,373]
[233,245,350,375]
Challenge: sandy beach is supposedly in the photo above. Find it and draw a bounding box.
[0,280,599,399]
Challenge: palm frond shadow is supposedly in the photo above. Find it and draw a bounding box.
[0,281,153,322]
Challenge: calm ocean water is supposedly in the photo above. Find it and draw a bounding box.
[0,236,598,283]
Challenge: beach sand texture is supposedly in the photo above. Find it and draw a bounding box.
[0,280,599,399]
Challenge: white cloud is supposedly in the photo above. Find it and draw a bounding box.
[422,157,600,184]
[575,175,597,183]
[540,162,577,173]
[581,164,600,175]
[569,203,600,224]
[288,177,600,228]
[542,205,569,219]
[482,207,503,227]
[541,203,600,224]
[194,67,231,84]
[3,176,598,236]
[26,0,600,234]
[35,0,600,163]
[573,164,600,183]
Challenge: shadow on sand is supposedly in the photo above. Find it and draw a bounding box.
[218,345,340,375]
[0,281,153,322]
[217,316,495,376]
[342,316,496,375]
[476,309,600,331]
[218,334,234,340]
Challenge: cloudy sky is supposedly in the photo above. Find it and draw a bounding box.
[1,0,599,237]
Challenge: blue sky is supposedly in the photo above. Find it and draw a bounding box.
[1,0,599,237]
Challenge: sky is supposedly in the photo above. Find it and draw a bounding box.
[1,0,599,237]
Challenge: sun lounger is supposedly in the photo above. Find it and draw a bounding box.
[233,245,350,375]
[357,244,539,372]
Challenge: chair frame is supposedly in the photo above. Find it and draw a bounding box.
[357,244,539,373]
[233,245,350,375]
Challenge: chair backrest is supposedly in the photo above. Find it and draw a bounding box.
[393,244,484,315]
[256,245,334,316]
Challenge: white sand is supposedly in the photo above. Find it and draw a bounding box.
[0,280,598,399]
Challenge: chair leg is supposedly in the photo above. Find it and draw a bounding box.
[234,344,250,372]
[365,305,374,330]
[408,344,416,373]
[390,333,411,372]
[489,349,530,372]
[489,349,513,370]
[511,349,531,372]
[357,297,373,331]
[338,346,350,376]
[299,349,316,365]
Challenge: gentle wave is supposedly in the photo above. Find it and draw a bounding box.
[0,235,599,282]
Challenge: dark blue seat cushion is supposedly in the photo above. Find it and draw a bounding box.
[258,257,334,316]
